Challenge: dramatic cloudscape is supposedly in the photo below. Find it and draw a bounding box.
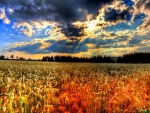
[0,0,150,59]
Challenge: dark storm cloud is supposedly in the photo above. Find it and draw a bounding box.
[60,24,85,37]
[3,0,84,22]
[75,0,113,18]
[0,0,114,22]
[104,8,131,22]
[145,1,150,10]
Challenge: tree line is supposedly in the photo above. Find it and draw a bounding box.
[1,52,150,63]
[117,52,150,63]
[42,52,150,63]
[42,55,115,63]
[0,55,31,61]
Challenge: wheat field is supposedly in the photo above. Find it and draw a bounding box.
[0,60,150,113]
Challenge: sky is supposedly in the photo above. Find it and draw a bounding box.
[0,0,150,59]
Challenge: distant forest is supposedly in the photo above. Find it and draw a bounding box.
[42,55,114,63]
[117,52,150,63]
[1,52,150,63]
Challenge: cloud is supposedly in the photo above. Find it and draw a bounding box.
[0,0,122,37]
[3,18,10,24]
[87,45,139,56]
[0,8,5,19]
[132,0,150,30]
[3,0,150,57]
[75,0,114,18]
[0,0,115,22]
[0,0,84,22]
[7,29,150,57]
[14,21,57,37]
[104,8,132,23]
[7,34,130,54]
[129,38,141,45]
[135,44,150,53]
[86,43,96,49]
[105,13,145,32]
[40,42,52,50]
[60,23,85,37]
[7,38,86,54]
[0,8,10,24]
[15,22,33,37]
[128,32,150,45]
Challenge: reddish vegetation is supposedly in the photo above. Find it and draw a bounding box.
[1,76,150,113]
[0,61,150,112]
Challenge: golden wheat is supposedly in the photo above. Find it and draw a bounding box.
[0,60,150,113]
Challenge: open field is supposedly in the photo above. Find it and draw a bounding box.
[0,61,150,113]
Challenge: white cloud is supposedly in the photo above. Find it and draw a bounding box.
[14,20,61,37]
[3,18,11,24]
[0,8,5,19]
[0,8,11,24]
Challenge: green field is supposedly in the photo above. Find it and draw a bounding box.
[0,60,150,113]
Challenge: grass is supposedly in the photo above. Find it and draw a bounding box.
[0,60,150,112]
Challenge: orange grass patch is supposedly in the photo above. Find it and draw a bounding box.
[0,61,150,113]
